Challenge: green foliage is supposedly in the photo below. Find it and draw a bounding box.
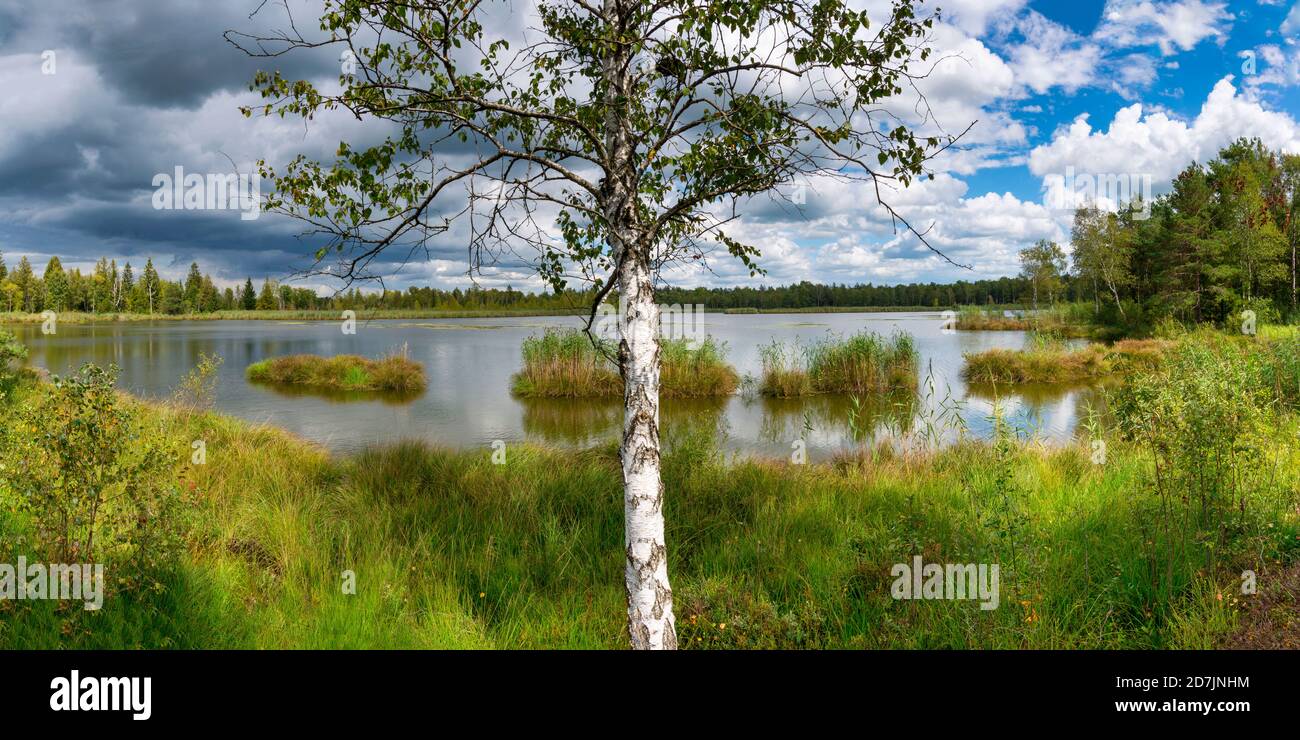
[1112,340,1281,599]
[0,329,27,396]
[171,352,224,410]
[232,0,953,294]
[0,364,186,577]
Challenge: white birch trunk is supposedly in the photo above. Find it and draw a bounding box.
[618,252,676,650]
[600,0,675,650]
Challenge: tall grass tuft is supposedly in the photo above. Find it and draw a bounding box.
[246,347,426,393]
[511,329,621,398]
[760,330,918,396]
[510,328,738,398]
[962,339,1173,384]
[660,336,740,398]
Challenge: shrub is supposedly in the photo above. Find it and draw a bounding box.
[1112,342,1276,596]
[0,364,186,577]
[171,352,223,410]
[0,329,27,395]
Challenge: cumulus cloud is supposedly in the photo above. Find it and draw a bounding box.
[1094,0,1234,55]
[1027,77,1300,227]
[1003,12,1104,94]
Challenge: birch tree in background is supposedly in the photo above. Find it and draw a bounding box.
[228,0,966,649]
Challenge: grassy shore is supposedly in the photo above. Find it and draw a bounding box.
[955,305,1093,337]
[963,339,1172,384]
[759,331,918,397]
[720,305,951,315]
[1,366,1295,648]
[2,330,1297,649]
[1,305,1025,324]
[510,328,739,398]
[246,352,427,393]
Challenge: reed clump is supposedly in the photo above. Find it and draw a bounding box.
[759,331,919,397]
[246,349,426,393]
[510,328,738,398]
[962,338,1175,383]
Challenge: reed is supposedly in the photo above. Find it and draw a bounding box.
[760,331,919,396]
[246,348,426,393]
[510,328,738,398]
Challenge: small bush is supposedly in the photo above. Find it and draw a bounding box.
[1112,341,1277,597]
[0,364,186,575]
[0,330,27,397]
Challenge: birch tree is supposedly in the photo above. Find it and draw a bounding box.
[1018,239,1065,310]
[228,0,963,649]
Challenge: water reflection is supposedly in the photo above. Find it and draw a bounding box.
[754,390,918,446]
[249,378,426,406]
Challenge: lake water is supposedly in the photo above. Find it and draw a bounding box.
[7,312,1100,460]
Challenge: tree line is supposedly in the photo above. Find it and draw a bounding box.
[1017,137,1300,327]
[0,253,1045,315]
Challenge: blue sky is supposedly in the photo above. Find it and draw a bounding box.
[0,0,1298,293]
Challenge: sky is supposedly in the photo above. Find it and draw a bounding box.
[0,0,1298,294]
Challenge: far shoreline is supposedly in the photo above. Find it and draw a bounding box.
[0,305,990,324]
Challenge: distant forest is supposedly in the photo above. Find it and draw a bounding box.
[0,253,1040,314]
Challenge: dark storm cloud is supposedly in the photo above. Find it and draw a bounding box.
[4,0,338,109]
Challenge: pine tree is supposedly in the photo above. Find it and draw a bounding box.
[43,256,68,312]
[142,258,160,314]
[184,262,204,313]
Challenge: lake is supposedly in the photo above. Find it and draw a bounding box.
[7,312,1100,460]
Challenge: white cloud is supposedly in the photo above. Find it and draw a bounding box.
[1283,2,1300,35]
[1094,0,1234,55]
[1005,12,1104,94]
[937,0,1029,36]
[1028,77,1300,193]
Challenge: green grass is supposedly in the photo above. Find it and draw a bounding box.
[2,329,1298,649]
[962,338,1172,384]
[246,351,427,393]
[510,328,738,398]
[956,304,1093,337]
[759,331,918,397]
[2,372,1295,649]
